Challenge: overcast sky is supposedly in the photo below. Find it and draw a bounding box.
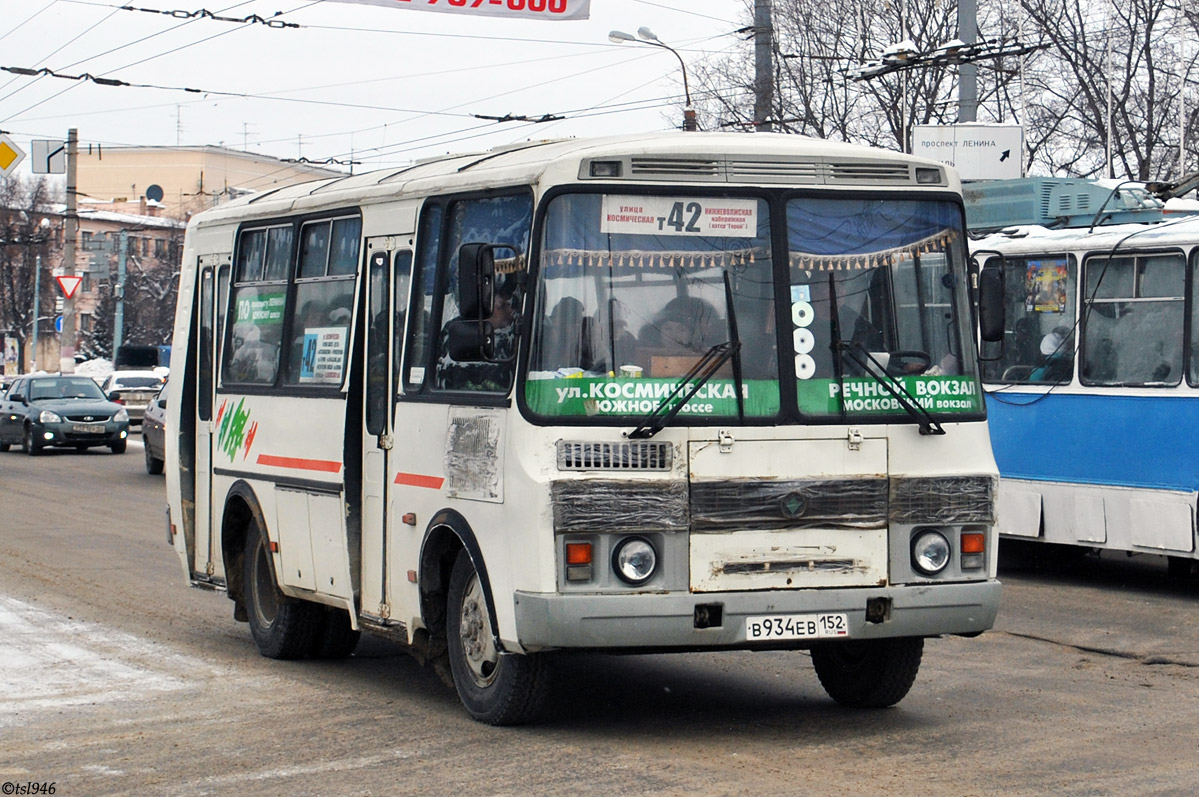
[0,0,745,178]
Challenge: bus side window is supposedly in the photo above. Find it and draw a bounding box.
[432,193,533,394]
[224,226,292,387]
[404,204,443,391]
[285,216,360,387]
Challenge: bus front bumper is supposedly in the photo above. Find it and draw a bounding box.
[513,580,1001,651]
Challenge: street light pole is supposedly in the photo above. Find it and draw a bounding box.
[609,28,697,131]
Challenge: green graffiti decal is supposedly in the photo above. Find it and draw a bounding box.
[217,398,252,462]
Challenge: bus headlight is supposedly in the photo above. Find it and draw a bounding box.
[911,529,951,575]
[612,536,657,585]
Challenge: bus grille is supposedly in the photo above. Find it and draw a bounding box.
[889,476,996,524]
[690,478,888,530]
[556,440,673,471]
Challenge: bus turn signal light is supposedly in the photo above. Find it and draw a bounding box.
[566,542,592,582]
[961,533,985,553]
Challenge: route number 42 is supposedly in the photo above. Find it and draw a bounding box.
[660,201,702,233]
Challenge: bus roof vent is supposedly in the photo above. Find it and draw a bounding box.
[827,161,913,183]
[557,440,674,471]
[629,158,721,180]
[727,159,822,184]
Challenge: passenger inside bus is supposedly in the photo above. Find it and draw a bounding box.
[1029,326,1074,382]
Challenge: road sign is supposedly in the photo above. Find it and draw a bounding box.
[56,275,82,299]
[31,139,66,174]
[0,134,27,175]
[912,124,1023,180]
[55,316,63,334]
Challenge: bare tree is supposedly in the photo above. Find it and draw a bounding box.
[692,0,1198,182]
[80,228,181,360]
[1020,0,1194,180]
[0,174,61,373]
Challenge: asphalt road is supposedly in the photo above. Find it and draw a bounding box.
[1,439,1198,796]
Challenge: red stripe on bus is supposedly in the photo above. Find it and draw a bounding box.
[256,454,343,473]
[394,472,445,489]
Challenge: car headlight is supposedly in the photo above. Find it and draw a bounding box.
[611,536,658,585]
[911,529,951,575]
[114,408,130,423]
[38,410,62,423]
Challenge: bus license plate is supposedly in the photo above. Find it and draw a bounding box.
[73,424,106,434]
[745,613,849,641]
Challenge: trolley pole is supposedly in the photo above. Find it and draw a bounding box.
[59,128,78,373]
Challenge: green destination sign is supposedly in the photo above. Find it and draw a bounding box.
[525,377,780,418]
[797,375,983,416]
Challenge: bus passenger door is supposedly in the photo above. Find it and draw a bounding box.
[194,257,229,581]
[361,241,412,619]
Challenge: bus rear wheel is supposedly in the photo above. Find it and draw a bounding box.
[243,525,322,660]
[810,636,924,708]
[446,549,547,725]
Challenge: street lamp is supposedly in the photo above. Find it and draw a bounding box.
[609,27,698,131]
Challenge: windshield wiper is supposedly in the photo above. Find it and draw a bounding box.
[626,340,741,439]
[836,340,946,436]
[722,271,745,423]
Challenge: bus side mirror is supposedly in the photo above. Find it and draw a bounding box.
[445,319,495,362]
[977,264,1005,343]
[457,243,496,321]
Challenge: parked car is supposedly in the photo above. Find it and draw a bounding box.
[0,375,130,455]
[141,385,167,475]
[100,370,165,425]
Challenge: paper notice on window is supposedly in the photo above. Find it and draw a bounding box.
[299,327,348,385]
[601,196,758,237]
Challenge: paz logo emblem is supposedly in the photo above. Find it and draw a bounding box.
[779,491,807,519]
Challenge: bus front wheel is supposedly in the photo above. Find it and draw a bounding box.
[810,636,924,708]
[243,525,322,660]
[446,549,547,725]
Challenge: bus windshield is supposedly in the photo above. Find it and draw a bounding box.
[524,191,981,424]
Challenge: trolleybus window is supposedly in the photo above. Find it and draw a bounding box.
[978,254,1078,384]
[1081,252,1184,386]
[1190,249,1199,385]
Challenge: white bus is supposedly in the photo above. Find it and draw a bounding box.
[166,132,1002,725]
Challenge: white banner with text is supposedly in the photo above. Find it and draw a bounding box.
[326,0,590,21]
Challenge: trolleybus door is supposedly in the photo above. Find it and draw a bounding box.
[361,242,412,617]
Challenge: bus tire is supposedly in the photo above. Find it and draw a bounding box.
[243,525,322,660]
[311,607,360,659]
[446,549,547,725]
[810,636,923,708]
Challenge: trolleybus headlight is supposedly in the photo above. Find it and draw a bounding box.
[911,529,951,575]
[612,536,657,585]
